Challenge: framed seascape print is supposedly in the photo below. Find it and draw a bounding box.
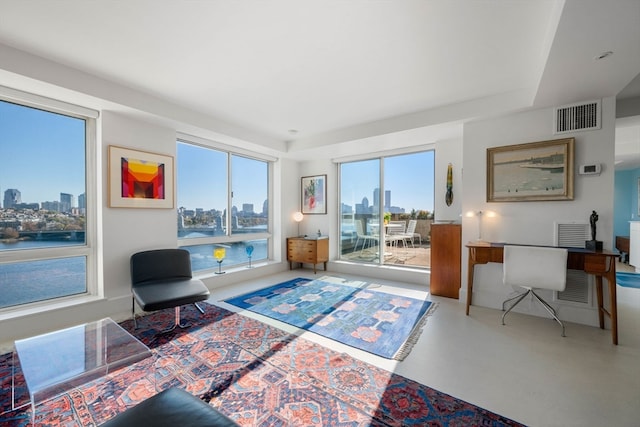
[487,137,574,202]
[301,174,327,214]
[108,145,174,208]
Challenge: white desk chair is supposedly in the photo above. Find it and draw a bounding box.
[502,245,568,336]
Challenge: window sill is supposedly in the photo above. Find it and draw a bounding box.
[195,260,278,281]
[0,294,105,323]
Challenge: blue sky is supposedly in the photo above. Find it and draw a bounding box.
[1,99,434,214]
[0,100,86,205]
[340,151,435,213]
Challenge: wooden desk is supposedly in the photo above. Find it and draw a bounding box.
[466,241,619,345]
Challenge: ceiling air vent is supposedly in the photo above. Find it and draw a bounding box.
[553,100,601,134]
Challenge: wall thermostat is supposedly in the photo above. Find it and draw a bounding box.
[579,164,601,175]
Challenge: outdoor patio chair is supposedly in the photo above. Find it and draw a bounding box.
[402,219,418,248]
[353,220,378,253]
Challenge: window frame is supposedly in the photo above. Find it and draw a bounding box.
[336,146,435,268]
[176,136,274,271]
[0,87,99,312]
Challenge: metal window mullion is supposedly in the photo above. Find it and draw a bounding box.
[379,158,385,265]
[226,153,232,237]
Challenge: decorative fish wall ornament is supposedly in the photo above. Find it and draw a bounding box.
[445,163,453,206]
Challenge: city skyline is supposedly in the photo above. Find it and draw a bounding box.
[0,100,86,207]
[1,187,84,210]
[2,99,434,215]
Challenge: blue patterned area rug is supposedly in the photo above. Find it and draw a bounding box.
[617,272,640,289]
[224,275,435,360]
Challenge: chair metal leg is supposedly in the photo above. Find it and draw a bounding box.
[194,302,205,314]
[132,297,138,329]
[531,290,558,316]
[531,291,566,337]
[501,290,530,325]
[160,306,191,333]
[502,290,529,312]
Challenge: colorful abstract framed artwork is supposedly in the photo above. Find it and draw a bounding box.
[108,145,174,208]
[487,137,574,202]
[301,174,327,214]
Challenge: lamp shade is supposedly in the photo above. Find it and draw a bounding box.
[293,212,304,222]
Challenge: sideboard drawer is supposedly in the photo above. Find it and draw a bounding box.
[286,237,328,274]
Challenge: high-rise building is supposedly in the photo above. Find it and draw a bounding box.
[373,188,380,209]
[42,200,61,211]
[384,190,391,209]
[3,189,21,209]
[60,193,73,213]
[78,193,86,214]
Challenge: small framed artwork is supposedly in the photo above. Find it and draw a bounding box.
[487,137,574,202]
[108,145,174,208]
[301,174,327,214]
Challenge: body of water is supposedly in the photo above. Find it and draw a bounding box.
[0,238,268,309]
[493,163,565,197]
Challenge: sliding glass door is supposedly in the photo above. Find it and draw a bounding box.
[339,150,434,268]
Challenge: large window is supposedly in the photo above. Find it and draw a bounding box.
[177,140,271,271]
[339,150,434,268]
[0,95,95,310]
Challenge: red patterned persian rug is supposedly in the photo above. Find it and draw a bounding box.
[0,304,525,426]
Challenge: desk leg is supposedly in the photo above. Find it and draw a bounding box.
[466,261,476,316]
[595,275,604,329]
[595,263,619,345]
[606,269,619,345]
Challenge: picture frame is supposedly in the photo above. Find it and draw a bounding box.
[637,177,640,216]
[301,174,327,214]
[108,145,174,208]
[487,137,574,202]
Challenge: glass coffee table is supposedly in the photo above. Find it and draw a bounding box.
[12,318,151,423]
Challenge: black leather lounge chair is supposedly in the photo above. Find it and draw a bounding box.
[130,248,210,332]
[100,387,239,426]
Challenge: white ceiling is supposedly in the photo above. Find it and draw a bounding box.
[0,0,639,160]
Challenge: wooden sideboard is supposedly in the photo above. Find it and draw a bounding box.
[287,237,328,274]
[429,223,461,298]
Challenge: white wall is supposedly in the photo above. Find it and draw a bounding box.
[435,138,463,222]
[0,41,619,341]
[461,97,616,326]
[297,136,463,286]
[0,110,291,345]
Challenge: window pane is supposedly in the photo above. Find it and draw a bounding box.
[232,155,268,233]
[0,257,87,309]
[0,100,86,249]
[383,152,434,267]
[340,159,381,263]
[339,151,434,269]
[182,240,268,272]
[0,98,89,308]
[177,142,228,238]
